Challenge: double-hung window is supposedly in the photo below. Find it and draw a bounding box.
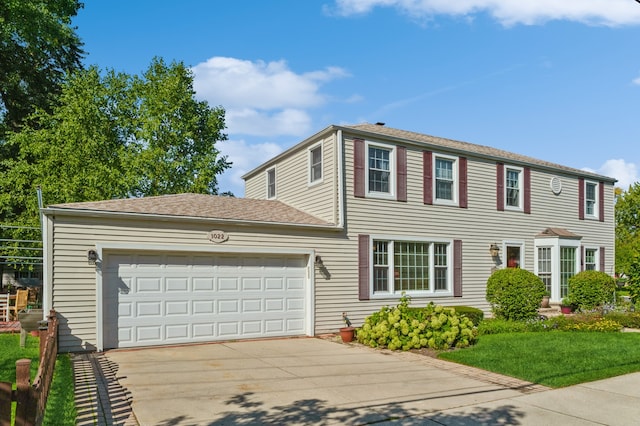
[372,238,451,295]
[584,248,597,271]
[434,155,457,204]
[534,235,580,301]
[309,144,322,185]
[267,167,276,199]
[367,143,395,197]
[537,247,552,295]
[505,167,522,209]
[585,181,598,219]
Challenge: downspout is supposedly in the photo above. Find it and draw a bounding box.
[336,130,345,229]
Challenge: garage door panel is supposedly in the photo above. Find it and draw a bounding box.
[104,252,308,349]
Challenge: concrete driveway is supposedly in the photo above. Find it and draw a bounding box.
[99,337,640,425]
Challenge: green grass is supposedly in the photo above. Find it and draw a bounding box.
[43,354,76,425]
[0,334,76,425]
[0,333,41,383]
[439,331,640,387]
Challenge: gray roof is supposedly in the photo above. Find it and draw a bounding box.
[47,194,332,226]
[343,123,615,182]
[244,123,615,183]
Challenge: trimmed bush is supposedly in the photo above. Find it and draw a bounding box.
[407,305,484,326]
[604,312,640,329]
[486,268,545,321]
[568,270,616,311]
[357,294,478,350]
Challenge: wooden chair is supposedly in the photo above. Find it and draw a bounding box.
[0,293,9,322]
[10,289,29,320]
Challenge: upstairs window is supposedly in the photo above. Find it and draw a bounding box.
[267,167,276,199]
[585,181,598,218]
[309,145,322,184]
[366,143,395,197]
[435,156,456,203]
[505,167,522,208]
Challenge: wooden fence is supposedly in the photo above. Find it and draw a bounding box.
[0,309,59,426]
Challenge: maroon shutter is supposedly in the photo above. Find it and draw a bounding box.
[578,177,585,220]
[358,234,370,300]
[599,182,605,222]
[524,167,531,214]
[354,139,365,198]
[581,245,585,271]
[423,151,433,205]
[496,163,504,211]
[397,146,407,202]
[453,240,462,297]
[599,246,605,272]
[459,157,468,209]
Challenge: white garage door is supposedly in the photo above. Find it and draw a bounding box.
[103,252,308,349]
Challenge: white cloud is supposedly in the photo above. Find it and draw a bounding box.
[592,159,638,189]
[192,57,348,137]
[633,75,640,85]
[329,0,640,26]
[226,108,312,137]
[216,138,284,196]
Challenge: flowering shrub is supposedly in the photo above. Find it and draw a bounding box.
[356,294,478,350]
[558,319,622,332]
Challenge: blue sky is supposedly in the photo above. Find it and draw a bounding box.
[74,0,640,196]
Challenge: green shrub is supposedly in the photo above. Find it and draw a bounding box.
[604,312,640,329]
[406,305,484,326]
[568,270,616,311]
[486,268,546,321]
[357,294,478,350]
[626,255,640,305]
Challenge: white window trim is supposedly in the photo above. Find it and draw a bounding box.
[266,166,276,199]
[584,180,599,220]
[308,142,323,187]
[433,153,459,206]
[504,165,524,211]
[501,240,525,269]
[369,234,453,298]
[534,237,581,302]
[583,246,600,271]
[365,140,396,200]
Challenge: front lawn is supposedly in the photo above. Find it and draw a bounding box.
[439,331,640,387]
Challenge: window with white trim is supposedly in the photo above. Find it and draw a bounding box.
[585,248,597,271]
[309,144,322,184]
[367,142,395,197]
[372,238,451,295]
[434,155,458,204]
[267,167,276,199]
[505,166,522,209]
[560,246,577,298]
[537,247,552,295]
[585,181,598,218]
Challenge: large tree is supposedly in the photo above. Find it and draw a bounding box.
[0,58,230,230]
[615,182,640,275]
[0,0,84,134]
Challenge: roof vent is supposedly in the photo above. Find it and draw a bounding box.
[375,122,385,126]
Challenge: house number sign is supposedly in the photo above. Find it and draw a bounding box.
[208,230,229,243]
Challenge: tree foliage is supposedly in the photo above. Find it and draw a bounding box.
[615,183,640,274]
[0,58,230,230]
[567,270,616,311]
[0,0,84,133]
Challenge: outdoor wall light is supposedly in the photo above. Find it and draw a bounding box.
[87,249,98,265]
[489,243,500,258]
[315,255,323,266]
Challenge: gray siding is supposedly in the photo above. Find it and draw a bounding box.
[244,135,338,224]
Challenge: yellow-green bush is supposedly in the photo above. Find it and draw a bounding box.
[356,294,478,350]
[568,270,616,311]
[486,268,545,321]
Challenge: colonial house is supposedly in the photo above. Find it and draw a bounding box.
[42,123,615,352]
